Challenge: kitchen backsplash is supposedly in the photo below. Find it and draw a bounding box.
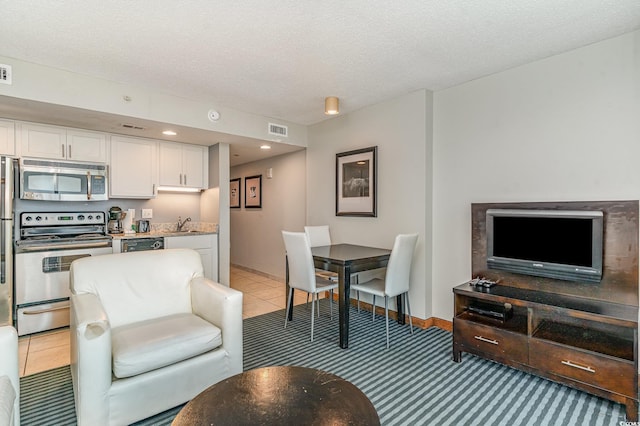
[151,222,218,233]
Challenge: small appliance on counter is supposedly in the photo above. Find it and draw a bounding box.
[136,219,151,233]
[108,206,127,234]
[122,208,135,234]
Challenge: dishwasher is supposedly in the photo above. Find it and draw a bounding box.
[121,237,165,252]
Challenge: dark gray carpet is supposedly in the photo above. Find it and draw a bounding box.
[20,301,626,425]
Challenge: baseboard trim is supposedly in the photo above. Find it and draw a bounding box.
[332,294,453,332]
[231,264,284,283]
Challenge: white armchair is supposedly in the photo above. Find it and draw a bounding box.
[69,248,243,426]
[0,326,19,426]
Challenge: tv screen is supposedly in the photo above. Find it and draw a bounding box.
[486,209,603,283]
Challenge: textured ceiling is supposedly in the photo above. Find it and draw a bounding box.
[1,0,640,127]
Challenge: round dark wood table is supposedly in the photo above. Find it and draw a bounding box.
[172,366,380,425]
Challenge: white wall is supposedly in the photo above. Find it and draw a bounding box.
[0,55,308,147]
[307,90,433,319]
[230,150,307,278]
[432,30,640,321]
[14,193,202,225]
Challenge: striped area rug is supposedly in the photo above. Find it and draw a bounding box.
[20,301,626,425]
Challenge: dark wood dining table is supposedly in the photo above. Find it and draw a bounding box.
[286,243,399,349]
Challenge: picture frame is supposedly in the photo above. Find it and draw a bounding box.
[229,178,241,208]
[336,146,377,217]
[244,175,262,208]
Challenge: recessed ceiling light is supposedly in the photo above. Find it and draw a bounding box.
[260,144,271,150]
[162,130,177,136]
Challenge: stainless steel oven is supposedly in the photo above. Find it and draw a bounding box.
[14,211,112,335]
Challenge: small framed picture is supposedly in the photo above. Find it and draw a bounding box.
[336,146,377,217]
[245,175,262,208]
[230,178,241,208]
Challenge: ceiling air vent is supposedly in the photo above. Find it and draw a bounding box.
[0,64,12,85]
[268,123,288,137]
[121,123,145,130]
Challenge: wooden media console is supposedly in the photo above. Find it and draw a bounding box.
[452,201,639,421]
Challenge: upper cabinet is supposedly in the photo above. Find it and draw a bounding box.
[0,119,15,156]
[19,123,107,162]
[159,142,208,190]
[110,136,158,199]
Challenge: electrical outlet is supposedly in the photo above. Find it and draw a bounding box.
[142,209,153,219]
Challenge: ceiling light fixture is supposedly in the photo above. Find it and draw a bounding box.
[260,144,271,150]
[324,96,339,115]
[162,130,177,136]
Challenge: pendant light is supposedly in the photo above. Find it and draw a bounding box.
[324,97,339,115]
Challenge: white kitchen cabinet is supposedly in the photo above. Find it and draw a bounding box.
[159,142,208,189]
[66,129,108,162]
[109,135,158,198]
[0,119,15,156]
[165,233,218,281]
[19,122,107,162]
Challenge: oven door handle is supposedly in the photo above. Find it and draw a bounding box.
[18,241,112,252]
[22,305,69,315]
[87,171,92,200]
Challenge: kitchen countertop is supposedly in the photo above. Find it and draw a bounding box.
[110,222,218,239]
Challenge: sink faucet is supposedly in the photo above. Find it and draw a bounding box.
[176,216,191,232]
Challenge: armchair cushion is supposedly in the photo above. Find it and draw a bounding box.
[112,312,222,379]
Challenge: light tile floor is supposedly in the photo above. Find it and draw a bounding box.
[18,266,307,377]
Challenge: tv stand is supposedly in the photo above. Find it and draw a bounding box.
[453,282,638,421]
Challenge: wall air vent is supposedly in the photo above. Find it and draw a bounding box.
[121,123,145,130]
[0,64,12,85]
[268,123,288,137]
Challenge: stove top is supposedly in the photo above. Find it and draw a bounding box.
[20,212,105,227]
[18,211,109,245]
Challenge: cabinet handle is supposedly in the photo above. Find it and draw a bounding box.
[561,360,595,373]
[474,335,498,345]
[184,174,187,185]
[62,143,65,157]
[179,174,183,185]
[68,144,72,158]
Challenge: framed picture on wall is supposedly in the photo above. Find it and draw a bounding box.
[245,175,262,208]
[230,178,241,208]
[336,146,377,217]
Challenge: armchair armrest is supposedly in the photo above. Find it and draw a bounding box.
[70,293,112,426]
[0,326,18,426]
[191,278,243,374]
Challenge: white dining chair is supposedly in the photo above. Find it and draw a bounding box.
[283,231,339,341]
[304,225,339,284]
[304,225,332,247]
[351,233,418,348]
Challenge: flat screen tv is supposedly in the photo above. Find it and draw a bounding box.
[486,209,603,283]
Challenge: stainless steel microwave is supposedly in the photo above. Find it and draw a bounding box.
[19,157,109,201]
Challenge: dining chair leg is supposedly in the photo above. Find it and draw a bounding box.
[405,292,413,334]
[356,290,361,312]
[317,292,321,318]
[284,287,293,328]
[371,295,376,321]
[310,292,315,342]
[384,296,390,349]
[329,290,333,319]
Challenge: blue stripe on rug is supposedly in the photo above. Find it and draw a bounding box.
[20,301,627,425]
